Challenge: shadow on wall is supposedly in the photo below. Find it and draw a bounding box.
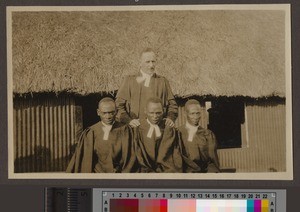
[14,144,77,173]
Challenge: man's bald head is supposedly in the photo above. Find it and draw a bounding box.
[185,99,202,126]
[145,97,163,125]
[184,99,201,111]
[98,97,116,109]
[97,97,117,125]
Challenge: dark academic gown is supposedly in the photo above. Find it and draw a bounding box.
[134,119,182,173]
[66,121,138,173]
[178,125,220,173]
[115,73,178,124]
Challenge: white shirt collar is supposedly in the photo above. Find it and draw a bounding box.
[140,69,154,77]
[146,119,161,138]
[101,122,114,140]
[101,121,114,128]
[185,121,199,131]
[185,121,199,142]
[138,70,154,87]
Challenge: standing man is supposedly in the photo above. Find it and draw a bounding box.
[178,99,220,173]
[116,48,178,128]
[134,97,182,173]
[66,97,137,173]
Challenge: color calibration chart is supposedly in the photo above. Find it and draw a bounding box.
[94,189,285,212]
[45,188,286,212]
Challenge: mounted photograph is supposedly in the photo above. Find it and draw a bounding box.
[7,5,292,179]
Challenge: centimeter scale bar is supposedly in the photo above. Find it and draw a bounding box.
[45,188,285,212]
[45,188,92,212]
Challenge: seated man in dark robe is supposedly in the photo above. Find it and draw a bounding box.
[66,97,137,173]
[178,99,220,173]
[134,97,182,173]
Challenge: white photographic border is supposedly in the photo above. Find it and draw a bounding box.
[7,4,293,180]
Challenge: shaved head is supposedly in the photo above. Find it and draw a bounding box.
[185,99,201,111]
[185,99,201,126]
[97,97,116,125]
[98,97,116,109]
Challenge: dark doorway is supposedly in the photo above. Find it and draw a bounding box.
[75,93,116,129]
[208,99,244,149]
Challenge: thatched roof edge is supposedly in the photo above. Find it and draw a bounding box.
[12,11,286,97]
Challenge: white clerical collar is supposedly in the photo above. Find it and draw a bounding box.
[146,119,161,138]
[101,122,114,140]
[185,121,199,142]
[101,121,114,128]
[185,121,199,130]
[137,70,154,87]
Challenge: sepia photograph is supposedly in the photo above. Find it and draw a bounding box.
[7,5,292,179]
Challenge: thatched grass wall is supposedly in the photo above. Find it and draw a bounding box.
[12,10,285,97]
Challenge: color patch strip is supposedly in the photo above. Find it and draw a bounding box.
[168,199,196,212]
[110,199,138,212]
[196,200,247,212]
[247,200,254,212]
[254,200,261,212]
[109,199,268,212]
[139,199,167,212]
[261,200,269,212]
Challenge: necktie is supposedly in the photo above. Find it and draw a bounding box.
[146,119,162,138]
[185,122,198,142]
